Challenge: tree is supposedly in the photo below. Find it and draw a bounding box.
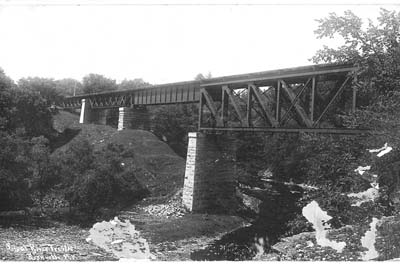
[311,9,400,144]
[59,140,148,221]
[0,69,53,138]
[0,133,32,211]
[18,77,60,104]
[194,72,212,81]
[0,68,15,131]
[0,69,57,212]
[82,74,117,94]
[56,78,83,96]
[29,136,59,212]
[150,104,198,157]
[312,9,400,97]
[10,87,54,138]
[118,78,150,90]
[149,73,209,156]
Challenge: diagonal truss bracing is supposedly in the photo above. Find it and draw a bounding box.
[198,64,360,132]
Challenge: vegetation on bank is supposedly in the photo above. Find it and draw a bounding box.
[0,71,150,223]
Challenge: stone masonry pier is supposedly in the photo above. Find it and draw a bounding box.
[182,132,237,213]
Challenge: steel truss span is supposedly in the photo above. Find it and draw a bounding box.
[60,63,363,133]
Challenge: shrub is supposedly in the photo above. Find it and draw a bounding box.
[0,133,32,211]
[28,136,60,210]
[59,139,149,222]
[149,104,198,157]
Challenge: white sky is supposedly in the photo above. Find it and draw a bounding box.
[0,0,399,84]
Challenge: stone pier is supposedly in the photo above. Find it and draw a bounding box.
[79,99,91,124]
[183,132,237,213]
[118,106,150,131]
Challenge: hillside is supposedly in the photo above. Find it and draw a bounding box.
[52,110,185,198]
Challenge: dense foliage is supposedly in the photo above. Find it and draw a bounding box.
[313,9,400,97]
[82,73,118,94]
[56,78,83,96]
[0,133,32,211]
[118,78,150,90]
[56,140,149,221]
[0,69,149,223]
[150,104,198,157]
[18,77,60,104]
[0,69,56,211]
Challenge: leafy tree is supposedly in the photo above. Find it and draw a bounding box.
[194,72,212,81]
[56,78,83,96]
[10,87,54,138]
[18,77,60,104]
[118,78,150,90]
[58,139,148,221]
[57,138,95,187]
[0,69,58,213]
[312,9,400,98]
[0,69,54,138]
[0,68,15,131]
[82,74,117,94]
[148,74,210,156]
[150,104,198,157]
[29,136,59,211]
[0,133,32,211]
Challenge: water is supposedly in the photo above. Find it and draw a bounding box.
[361,217,379,261]
[302,200,346,253]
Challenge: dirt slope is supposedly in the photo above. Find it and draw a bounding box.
[52,110,185,197]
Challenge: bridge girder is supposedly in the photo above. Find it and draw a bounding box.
[60,63,363,133]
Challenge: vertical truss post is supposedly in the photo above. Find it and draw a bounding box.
[275,81,281,123]
[310,76,316,122]
[221,87,228,126]
[246,84,253,127]
[352,86,357,113]
[198,90,204,130]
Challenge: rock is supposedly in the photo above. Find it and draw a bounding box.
[239,192,262,214]
[87,217,153,260]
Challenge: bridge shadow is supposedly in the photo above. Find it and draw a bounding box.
[49,128,81,152]
[190,224,276,261]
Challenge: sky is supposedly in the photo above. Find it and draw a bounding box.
[0,0,399,85]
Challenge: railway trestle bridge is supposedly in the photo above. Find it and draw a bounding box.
[60,63,366,212]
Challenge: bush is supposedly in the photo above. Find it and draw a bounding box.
[0,133,32,211]
[0,69,60,214]
[149,104,198,157]
[58,140,149,222]
[29,136,60,210]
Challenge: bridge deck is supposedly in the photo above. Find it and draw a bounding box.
[60,63,357,109]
